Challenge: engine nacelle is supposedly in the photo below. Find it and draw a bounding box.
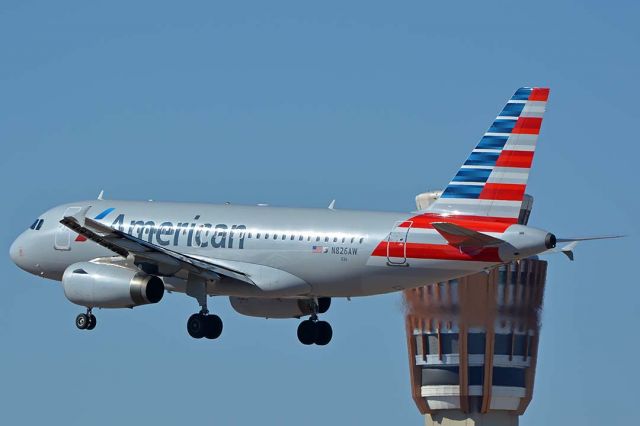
[230,297,316,319]
[499,224,557,261]
[62,262,164,308]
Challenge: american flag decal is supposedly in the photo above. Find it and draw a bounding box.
[312,246,327,253]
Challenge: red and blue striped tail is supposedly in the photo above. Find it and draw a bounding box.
[426,87,550,221]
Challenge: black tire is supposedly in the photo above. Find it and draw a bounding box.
[314,321,333,346]
[318,297,331,314]
[204,315,223,340]
[87,314,97,330]
[187,314,206,339]
[75,313,89,330]
[297,320,316,345]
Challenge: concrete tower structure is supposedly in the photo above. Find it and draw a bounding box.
[404,192,546,425]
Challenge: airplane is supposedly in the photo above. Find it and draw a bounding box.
[8,87,616,346]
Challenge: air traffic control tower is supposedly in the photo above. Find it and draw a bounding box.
[404,192,546,426]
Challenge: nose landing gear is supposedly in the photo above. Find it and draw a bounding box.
[76,308,97,331]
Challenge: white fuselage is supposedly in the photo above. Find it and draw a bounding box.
[10,200,518,298]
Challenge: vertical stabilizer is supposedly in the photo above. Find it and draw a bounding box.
[426,87,549,221]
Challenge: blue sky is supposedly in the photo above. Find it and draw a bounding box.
[1,1,638,425]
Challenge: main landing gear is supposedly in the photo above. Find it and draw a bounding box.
[297,298,332,345]
[76,308,97,331]
[297,318,332,345]
[186,276,223,340]
[187,310,223,340]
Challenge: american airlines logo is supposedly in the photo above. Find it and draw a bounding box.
[108,213,247,249]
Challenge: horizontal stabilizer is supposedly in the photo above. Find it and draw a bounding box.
[545,235,624,261]
[556,235,624,243]
[431,222,505,248]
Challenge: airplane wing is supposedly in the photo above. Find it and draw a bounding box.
[431,222,505,248]
[60,206,254,284]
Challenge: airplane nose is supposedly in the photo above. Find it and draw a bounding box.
[10,232,42,275]
[9,237,21,265]
[9,234,30,272]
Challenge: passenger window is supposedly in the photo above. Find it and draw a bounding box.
[265,233,269,239]
[333,237,338,243]
[282,234,286,240]
[350,237,355,243]
[36,219,44,230]
[299,235,303,241]
[290,235,295,240]
[316,236,320,242]
[273,234,278,240]
[359,237,364,244]
[256,233,261,239]
[247,232,252,239]
[324,236,329,243]
[342,237,345,243]
[307,236,311,241]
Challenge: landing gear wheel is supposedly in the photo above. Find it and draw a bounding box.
[318,297,331,314]
[187,314,206,339]
[297,320,317,345]
[314,321,333,346]
[204,315,223,340]
[87,314,97,330]
[76,313,89,330]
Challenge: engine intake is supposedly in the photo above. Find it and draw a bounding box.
[62,262,164,308]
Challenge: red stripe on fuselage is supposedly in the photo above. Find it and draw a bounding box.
[512,117,542,134]
[372,241,501,262]
[397,213,516,232]
[495,150,534,168]
[479,183,526,201]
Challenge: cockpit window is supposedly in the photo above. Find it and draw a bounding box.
[30,219,44,230]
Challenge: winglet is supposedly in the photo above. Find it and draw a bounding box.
[97,190,104,200]
[560,241,578,261]
[66,205,92,228]
[328,199,336,210]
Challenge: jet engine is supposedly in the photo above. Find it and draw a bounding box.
[62,262,164,308]
[230,297,330,319]
[499,225,557,261]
